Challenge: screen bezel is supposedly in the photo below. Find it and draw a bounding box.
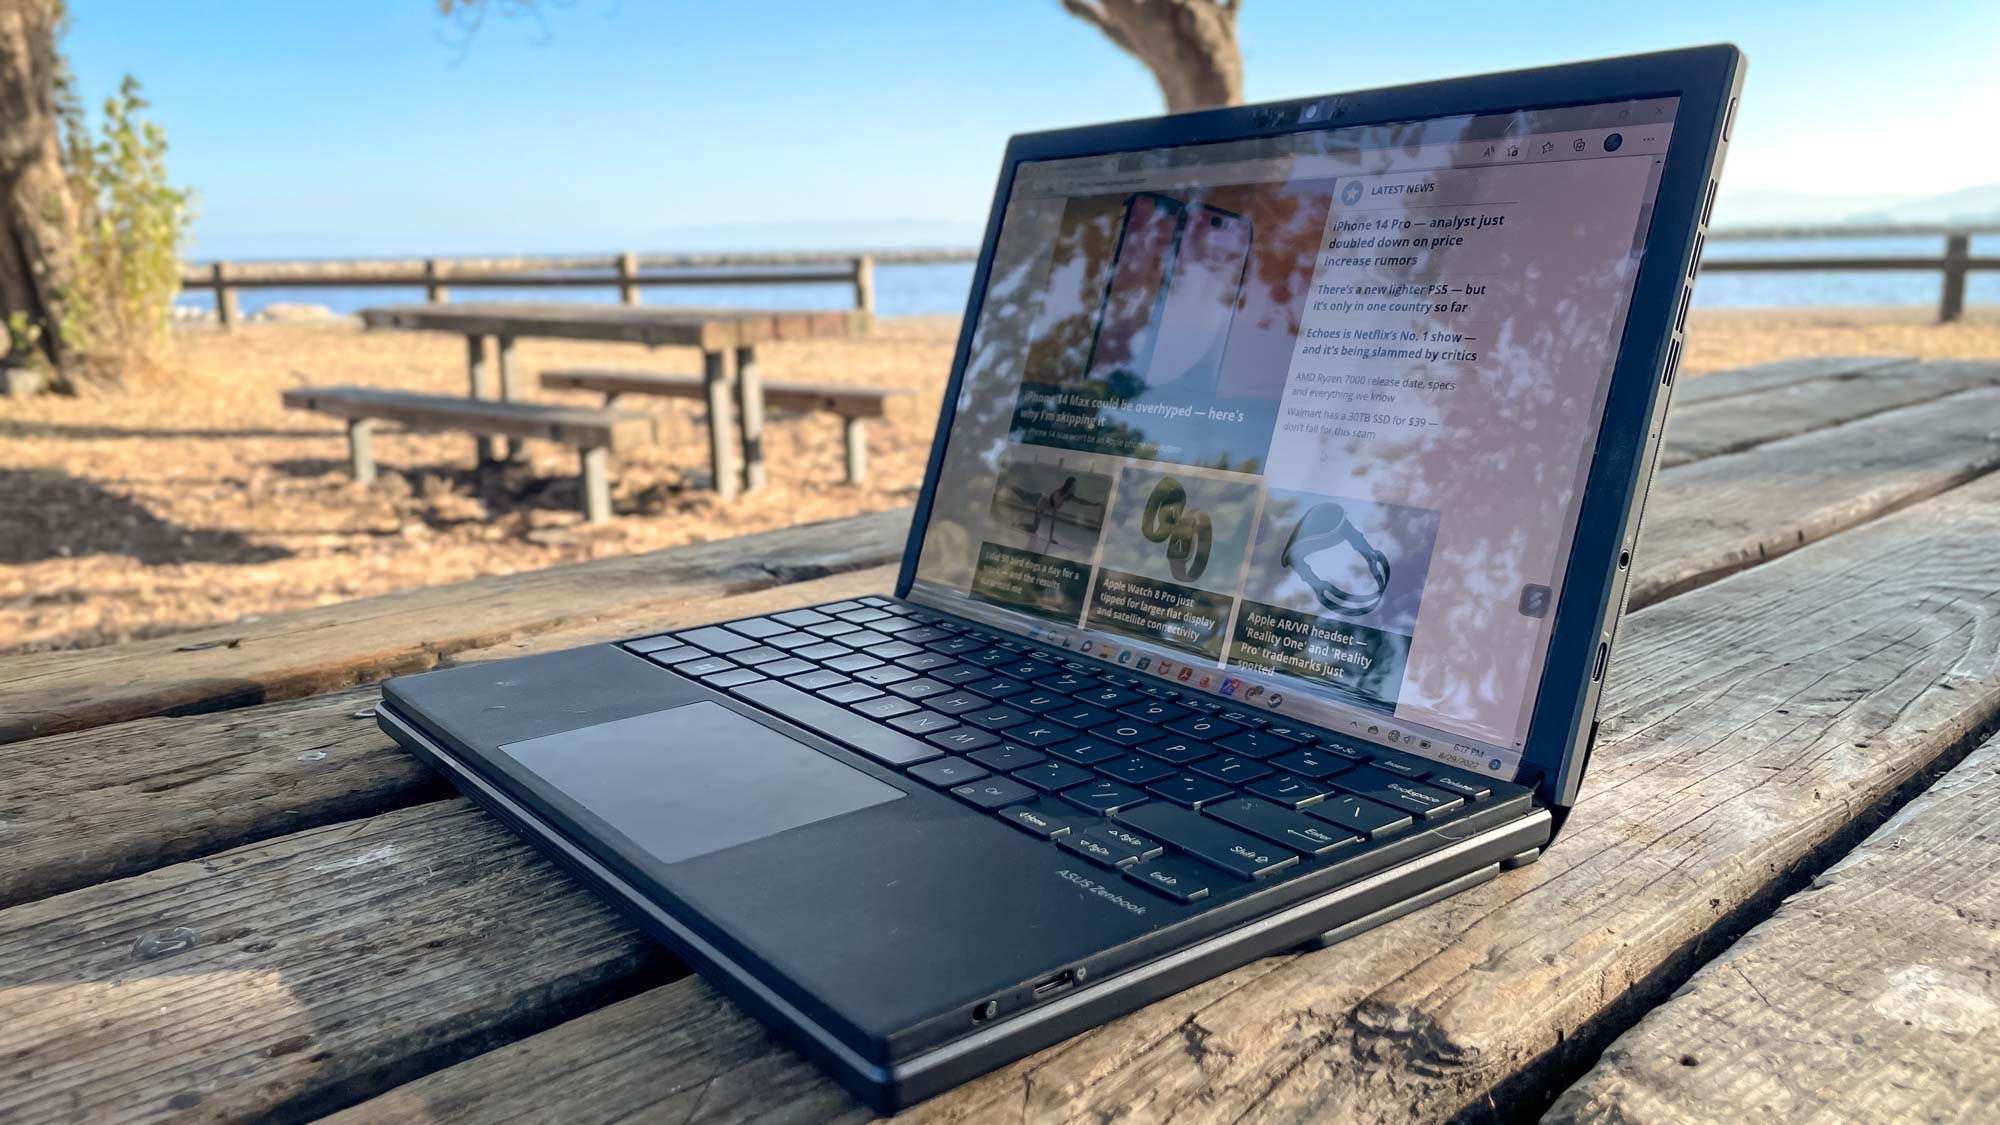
[894,45,1743,810]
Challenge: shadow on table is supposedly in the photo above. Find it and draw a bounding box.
[0,468,291,565]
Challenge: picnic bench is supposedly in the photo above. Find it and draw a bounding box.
[355,302,864,498]
[281,386,657,523]
[541,368,910,484]
[5,353,2000,1123]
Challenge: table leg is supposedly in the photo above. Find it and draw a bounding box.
[736,345,766,492]
[704,347,741,500]
[466,334,501,466]
[347,419,377,484]
[496,334,524,462]
[844,416,867,484]
[579,446,611,523]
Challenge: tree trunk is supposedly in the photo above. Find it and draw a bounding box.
[1062,0,1243,113]
[0,0,74,371]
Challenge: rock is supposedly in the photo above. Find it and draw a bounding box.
[0,367,47,397]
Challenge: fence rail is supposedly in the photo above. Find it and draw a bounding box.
[181,226,1997,329]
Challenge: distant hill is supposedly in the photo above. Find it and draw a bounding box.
[1715,183,2000,229]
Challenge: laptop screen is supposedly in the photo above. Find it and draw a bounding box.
[911,96,1679,780]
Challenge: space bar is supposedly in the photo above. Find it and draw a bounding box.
[732,681,943,767]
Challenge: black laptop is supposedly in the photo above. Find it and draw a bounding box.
[377,46,1743,1111]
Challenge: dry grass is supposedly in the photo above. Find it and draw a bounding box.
[1,306,1995,655]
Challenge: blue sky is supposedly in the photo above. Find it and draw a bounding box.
[64,0,2000,258]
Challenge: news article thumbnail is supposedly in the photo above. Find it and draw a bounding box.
[969,456,1113,623]
[1084,466,1258,659]
[1010,179,1333,472]
[1229,487,1441,712]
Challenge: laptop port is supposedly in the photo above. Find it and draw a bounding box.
[1032,969,1081,1000]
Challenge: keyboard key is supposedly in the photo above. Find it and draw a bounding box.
[853,695,920,719]
[1034,672,1093,692]
[1124,856,1211,903]
[1316,738,1373,763]
[1119,699,1192,726]
[933,665,990,685]
[627,633,691,654]
[889,711,958,736]
[1216,710,1266,729]
[762,631,819,650]
[1078,685,1142,709]
[676,656,738,677]
[1166,715,1241,741]
[1048,704,1116,731]
[773,609,832,628]
[962,706,1029,731]
[888,678,951,699]
[1268,747,1350,781]
[1243,774,1330,809]
[641,646,704,667]
[806,620,860,637]
[993,660,1056,682]
[927,636,984,655]
[796,642,853,661]
[1003,721,1072,748]
[1216,730,1290,759]
[824,653,883,673]
[1010,691,1069,713]
[730,646,787,666]
[854,664,917,686]
[817,681,883,704]
[1061,779,1151,815]
[896,626,950,643]
[840,630,892,648]
[928,727,999,753]
[732,681,940,766]
[967,676,1028,699]
[969,743,1046,772]
[1137,737,1214,766]
[1259,724,1317,743]
[1146,774,1236,809]
[908,756,988,788]
[1427,772,1493,801]
[1059,832,1130,868]
[814,600,865,614]
[1044,738,1121,766]
[1204,797,1358,858]
[964,648,1014,667]
[1304,795,1413,840]
[785,669,850,691]
[1332,768,1464,819]
[1114,802,1299,880]
[1085,823,1163,862]
[896,651,956,672]
[699,667,766,689]
[999,800,1079,839]
[863,640,922,660]
[1012,760,1097,793]
[928,692,990,715]
[678,626,757,654]
[1371,757,1430,779]
[1089,720,1162,747]
[724,617,793,639]
[1097,754,1178,787]
[840,607,892,623]
[1190,755,1272,786]
[951,777,1036,810]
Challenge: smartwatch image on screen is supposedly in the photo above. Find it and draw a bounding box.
[1280,502,1390,615]
[1141,477,1213,583]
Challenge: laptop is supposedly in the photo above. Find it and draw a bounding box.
[377,45,1744,1111]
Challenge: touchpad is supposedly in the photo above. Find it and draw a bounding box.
[496,701,903,864]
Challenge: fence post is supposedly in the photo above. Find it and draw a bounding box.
[618,252,639,305]
[851,254,875,331]
[423,258,449,303]
[211,262,239,329]
[1939,233,1970,323]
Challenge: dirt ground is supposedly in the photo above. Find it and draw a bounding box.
[2,305,1996,655]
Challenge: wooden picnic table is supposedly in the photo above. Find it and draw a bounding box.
[357,302,863,498]
[4,353,1999,1123]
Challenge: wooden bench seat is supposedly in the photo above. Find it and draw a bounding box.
[281,385,656,523]
[541,368,909,484]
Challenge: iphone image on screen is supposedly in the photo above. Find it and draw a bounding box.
[1083,192,1184,383]
[1147,202,1252,394]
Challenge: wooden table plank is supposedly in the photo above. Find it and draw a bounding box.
[1546,732,2000,1124]
[1672,355,1910,406]
[0,508,910,745]
[358,303,859,350]
[19,468,1992,1124]
[0,568,894,912]
[1661,359,2000,468]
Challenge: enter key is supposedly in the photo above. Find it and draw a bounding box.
[1204,797,1361,858]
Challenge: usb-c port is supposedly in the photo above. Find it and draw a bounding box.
[1592,642,1609,682]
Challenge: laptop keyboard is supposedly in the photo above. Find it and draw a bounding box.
[622,596,1531,905]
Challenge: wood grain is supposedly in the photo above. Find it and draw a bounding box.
[281,386,658,452]
[0,507,910,744]
[317,470,2000,1122]
[1660,359,2000,468]
[1545,733,2000,1124]
[542,369,909,419]
[1633,385,2000,605]
[0,566,896,910]
[1673,355,1910,405]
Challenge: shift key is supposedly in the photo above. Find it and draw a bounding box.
[1115,802,1298,880]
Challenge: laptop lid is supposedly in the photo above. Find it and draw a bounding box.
[895,46,1743,810]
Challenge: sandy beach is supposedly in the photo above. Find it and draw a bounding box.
[1,305,1994,655]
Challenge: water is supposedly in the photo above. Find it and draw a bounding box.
[178,237,1996,321]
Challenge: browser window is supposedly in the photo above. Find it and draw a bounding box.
[912,97,1678,779]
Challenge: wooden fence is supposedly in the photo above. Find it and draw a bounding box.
[181,225,1996,328]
